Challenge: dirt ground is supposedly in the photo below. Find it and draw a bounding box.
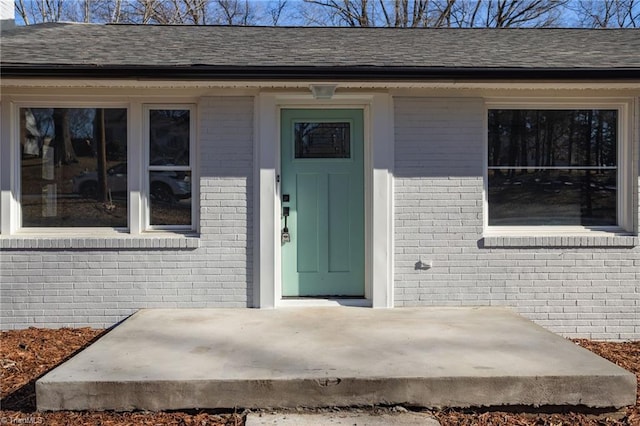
[1,328,638,425]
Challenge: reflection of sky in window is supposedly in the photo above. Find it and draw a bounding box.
[29,108,97,139]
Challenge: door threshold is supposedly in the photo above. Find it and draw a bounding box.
[278,298,371,308]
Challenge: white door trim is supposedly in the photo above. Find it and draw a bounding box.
[254,91,394,309]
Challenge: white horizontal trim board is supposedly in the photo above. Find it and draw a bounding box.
[488,166,617,170]
[0,235,200,249]
[482,235,638,248]
[3,78,640,90]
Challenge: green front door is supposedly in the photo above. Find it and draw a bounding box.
[281,109,364,297]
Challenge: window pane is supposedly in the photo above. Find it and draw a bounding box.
[149,171,191,226]
[488,169,617,226]
[295,122,350,158]
[488,110,617,167]
[20,108,128,227]
[149,109,190,166]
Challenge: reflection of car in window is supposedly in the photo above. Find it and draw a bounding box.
[72,162,191,203]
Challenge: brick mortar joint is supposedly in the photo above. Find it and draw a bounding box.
[481,235,639,248]
[0,235,201,250]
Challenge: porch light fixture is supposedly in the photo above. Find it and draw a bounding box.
[310,84,337,99]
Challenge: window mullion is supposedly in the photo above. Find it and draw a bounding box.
[129,102,144,235]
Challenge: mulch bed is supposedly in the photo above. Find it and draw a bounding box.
[1,328,638,425]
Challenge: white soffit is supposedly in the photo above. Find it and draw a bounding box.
[2,78,640,91]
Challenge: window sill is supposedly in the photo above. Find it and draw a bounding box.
[0,233,201,250]
[481,233,638,248]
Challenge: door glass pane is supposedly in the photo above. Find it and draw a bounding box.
[295,122,350,158]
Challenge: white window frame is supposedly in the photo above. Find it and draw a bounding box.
[1,99,198,236]
[483,99,634,236]
[143,104,197,231]
[10,101,131,234]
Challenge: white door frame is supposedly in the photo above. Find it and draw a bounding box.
[254,91,394,308]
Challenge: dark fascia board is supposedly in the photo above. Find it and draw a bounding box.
[1,65,640,80]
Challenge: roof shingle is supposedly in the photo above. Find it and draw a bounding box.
[1,24,639,79]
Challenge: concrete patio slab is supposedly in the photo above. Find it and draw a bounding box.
[36,307,636,411]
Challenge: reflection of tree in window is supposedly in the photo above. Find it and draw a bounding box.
[20,107,128,227]
[294,122,350,158]
[148,109,192,228]
[488,109,617,226]
[149,110,190,166]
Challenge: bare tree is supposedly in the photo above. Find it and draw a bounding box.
[91,0,127,23]
[150,0,211,24]
[111,0,123,22]
[304,0,372,26]
[376,0,458,27]
[575,0,639,28]
[302,0,564,28]
[432,0,457,27]
[15,0,31,25]
[62,0,103,23]
[485,0,565,27]
[267,0,289,25]
[444,0,566,28]
[212,0,255,25]
[13,0,637,27]
[149,0,183,24]
[40,0,65,22]
[16,0,129,24]
[16,0,65,23]
[52,109,77,166]
[182,0,210,24]
[379,0,427,27]
[124,0,164,23]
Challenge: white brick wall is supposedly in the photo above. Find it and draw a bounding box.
[1,94,638,341]
[393,97,640,341]
[0,96,254,329]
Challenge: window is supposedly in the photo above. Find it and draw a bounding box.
[9,102,197,234]
[487,106,625,230]
[146,106,194,229]
[294,122,351,158]
[20,107,128,228]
